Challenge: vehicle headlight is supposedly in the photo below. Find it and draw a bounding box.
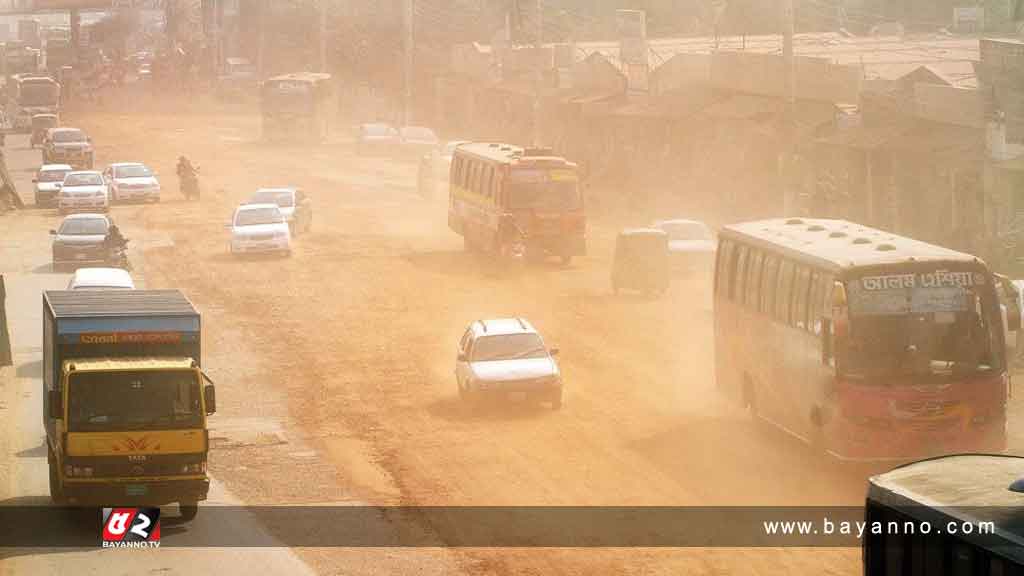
[64,464,93,477]
[181,461,207,474]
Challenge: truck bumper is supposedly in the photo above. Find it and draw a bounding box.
[63,477,210,506]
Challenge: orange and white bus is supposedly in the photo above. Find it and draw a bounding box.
[714,218,1008,460]
[448,143,586,264]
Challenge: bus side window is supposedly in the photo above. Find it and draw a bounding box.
[469,162,480,195]
[776,259,795,323]
[745,250,763,309]
[733,245,749,302]
[808,271,821,333]
[715,240,735,297]
[483,167,494,201]
[793,266,810,329]
[456,157,467,189]
[492,171,502,205]
[760,254,779,314]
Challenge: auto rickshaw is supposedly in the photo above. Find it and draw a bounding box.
[30,114,58,148]
[612,228,670,296]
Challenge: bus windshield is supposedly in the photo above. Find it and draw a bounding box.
[68,370,202,432]
[843,268,1001,381]
[508,168,580,211]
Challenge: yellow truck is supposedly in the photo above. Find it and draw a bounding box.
[43,290,215,521]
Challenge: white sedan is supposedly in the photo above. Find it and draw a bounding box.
[229,203,292,256]
[58,170,109,214]
[104,162,161,203]
[651,219,716,271]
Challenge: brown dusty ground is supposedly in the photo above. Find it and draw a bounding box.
[61,88,870,574]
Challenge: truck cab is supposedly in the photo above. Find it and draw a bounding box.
[43,290,215,521]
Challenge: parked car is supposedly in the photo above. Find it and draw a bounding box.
[418,140,469,197]
[397,125,439,159]
[67,267,135,290]
[455,318,563,409]
[33,163,72,207]
[228,203,292,256]
[650,219,716,272]
[57,170,108,214]
[355,123,398,156]
[104,162,161,203]
[50,213,110,270]
[42,127,94,169]
[248,187,312,236]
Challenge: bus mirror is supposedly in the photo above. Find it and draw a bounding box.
[48,390,62,419]
[204,385,217,415]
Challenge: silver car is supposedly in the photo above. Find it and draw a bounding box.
[455,318,562,409]
[33,163,72,207]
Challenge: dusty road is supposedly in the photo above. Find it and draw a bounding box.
[4,90,1021,573]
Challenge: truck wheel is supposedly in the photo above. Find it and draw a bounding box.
[179,502,199,522]
[48,446,65,503]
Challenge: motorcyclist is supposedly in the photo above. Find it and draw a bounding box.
[176,155,196,179]
[104,222,127,251]
[104,223,130,269]
[176,155,199,198]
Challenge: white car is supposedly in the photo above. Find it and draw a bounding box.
[104,162,161,203]
[455,318,563,409]
[651,219,717,271]
[229,203,292,256]
[67,267,135,290]
[58,170,108,214]
[248,187,312,235]
[418,140,469,196]
[33,163,72,208]
[398,125,439,159]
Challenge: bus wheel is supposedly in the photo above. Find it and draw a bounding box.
[179,502,199,522]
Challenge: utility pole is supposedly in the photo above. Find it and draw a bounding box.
[781,0,795,215]
[532,0,543,146]
[403,0,413,125]
[257,0,266,79]
[319,0,328,73]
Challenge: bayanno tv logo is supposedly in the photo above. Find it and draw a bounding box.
[101,508,161,548]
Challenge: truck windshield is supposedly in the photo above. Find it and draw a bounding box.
[68,369,202,432]
[508,169,580,211]
[843,269,1002,382]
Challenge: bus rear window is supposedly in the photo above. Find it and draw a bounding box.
[508,169,580,211]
